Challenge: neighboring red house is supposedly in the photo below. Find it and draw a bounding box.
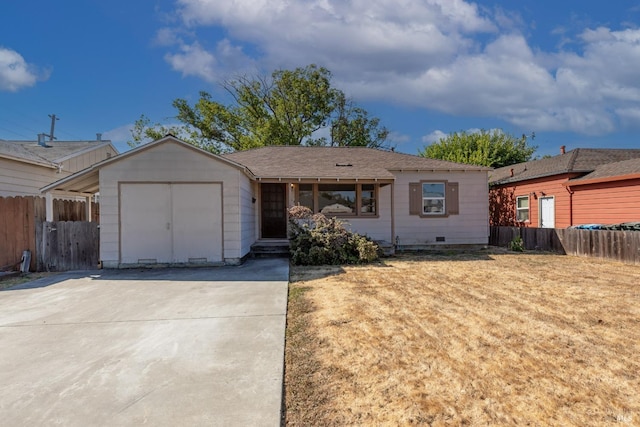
[489,147,640,228]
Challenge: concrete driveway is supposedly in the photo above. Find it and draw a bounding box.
[0,258,289,426]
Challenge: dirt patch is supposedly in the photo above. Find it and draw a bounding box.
[284,251,640,425]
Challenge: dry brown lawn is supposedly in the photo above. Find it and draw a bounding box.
[284,250,640,426]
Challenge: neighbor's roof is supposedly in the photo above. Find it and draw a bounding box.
[489,148,640,185]
[224,146,490,180]
[0,139,116,168]
[565,157,640,187]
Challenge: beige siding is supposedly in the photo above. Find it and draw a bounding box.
[343,184,393,241]
[99,140,248,266]
[0,158,68,197]
[393,171,489,246]
[1,145,116,197]
[239,177,257,255]
[61,145,117,173]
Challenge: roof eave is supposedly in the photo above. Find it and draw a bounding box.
[40,165,100,194]
[52,141,119,163]
[489,170,585,186]
[41,136,258,193]
[564,172,640,187]
[389,167,491,172]
[254,176,395,182]
[0,152,58,169]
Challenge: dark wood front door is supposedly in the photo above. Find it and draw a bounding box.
[261,183,287,238]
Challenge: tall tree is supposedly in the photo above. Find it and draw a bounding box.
[328,93,389,148]
[129,64,389,152]
[419,129,537,168]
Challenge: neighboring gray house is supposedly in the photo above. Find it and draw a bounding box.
[42,136,491,267]
[0,136,118,198]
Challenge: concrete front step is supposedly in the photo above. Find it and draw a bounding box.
[251,240,291,258]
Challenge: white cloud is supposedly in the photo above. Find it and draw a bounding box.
[154,27,185,46]
[388,131,411,144]
[174,0,495,78]
[164,42,219,83]
[422,130,447,144]
[161,0,640,136]
[163,39,255,83]
[0,47,48,92]
[422,128,492,144]
[102,124,133,143]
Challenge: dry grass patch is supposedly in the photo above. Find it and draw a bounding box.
[284,251,640,426]
[0,272,56,290]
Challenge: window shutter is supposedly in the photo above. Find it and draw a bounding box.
[409,182,421,215]
[446,182,459,215]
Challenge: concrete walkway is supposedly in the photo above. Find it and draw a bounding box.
[0,258,289,426]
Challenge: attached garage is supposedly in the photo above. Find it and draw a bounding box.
[40,136,257,268]
[120,183,223,265]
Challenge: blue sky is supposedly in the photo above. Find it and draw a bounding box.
[1,0,639,157]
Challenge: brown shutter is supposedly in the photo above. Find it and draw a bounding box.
[409,182,421,215]
[446,182,459,215]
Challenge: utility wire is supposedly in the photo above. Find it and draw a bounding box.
[0,125,30,139]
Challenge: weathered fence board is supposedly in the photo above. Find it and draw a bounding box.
[490,226,640,265]
[1,196,99,272]
[0,196,40,271]
[40,221,100,271]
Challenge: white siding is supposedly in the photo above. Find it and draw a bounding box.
[393,171,489,246]
[1,145,116,197]
[0,158,65,197]
[61,145,117,173]
[239,177,257,255]
[99,140,248,267]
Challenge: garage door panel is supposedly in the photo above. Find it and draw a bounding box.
[120,183,223,265]
[172,183,223,263]
[121,184,172,264]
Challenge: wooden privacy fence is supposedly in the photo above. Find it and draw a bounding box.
[0,196,99,271]
[490,226,640,265]
[0,196,43,271]
[38,222,100,271]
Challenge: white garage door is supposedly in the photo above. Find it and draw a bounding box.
[120,183,223,264]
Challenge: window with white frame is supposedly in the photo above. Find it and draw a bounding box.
[516,196,529,222]
[422,182,445,215]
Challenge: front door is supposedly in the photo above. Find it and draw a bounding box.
[261,183,287,238]
[539,196,555,228]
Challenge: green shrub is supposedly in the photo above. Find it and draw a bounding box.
[508,235,525,252]
[288,206,380,265]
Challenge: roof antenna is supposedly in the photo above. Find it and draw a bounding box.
[45,114,59,141]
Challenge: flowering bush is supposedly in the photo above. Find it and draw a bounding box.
[288,206,379,265]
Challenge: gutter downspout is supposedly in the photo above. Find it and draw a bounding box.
[565,185,574,226]
[391,182,395,251]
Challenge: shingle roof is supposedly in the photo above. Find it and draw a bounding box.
[223,146,490,180]
[569,157,640,183]
[0,140,113,167]
[489,148,640,185]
